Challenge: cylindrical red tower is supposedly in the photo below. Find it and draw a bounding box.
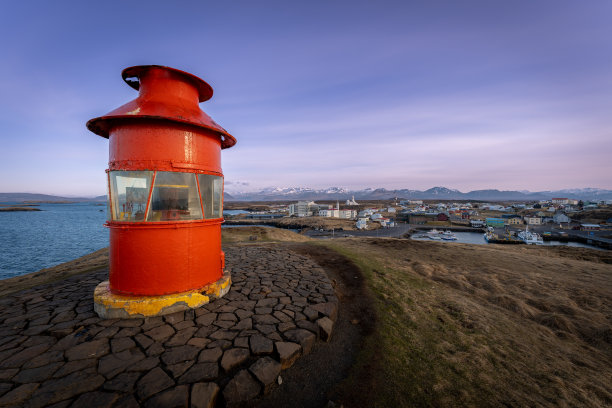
[88,65,235,317]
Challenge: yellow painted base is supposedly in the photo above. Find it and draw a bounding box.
[93,270,231,319]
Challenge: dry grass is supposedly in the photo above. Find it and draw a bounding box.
[276,216,366,231]
[322,238,612,407]
[222,226,312,243]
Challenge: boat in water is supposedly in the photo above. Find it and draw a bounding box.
[440,230,457,240]
[427,229,442,240]
[484,226,495,242]
[518,226,544,245]
[483,226,524,244]
[424,229,458,241]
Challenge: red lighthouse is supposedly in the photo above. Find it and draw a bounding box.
[87,65,235,318]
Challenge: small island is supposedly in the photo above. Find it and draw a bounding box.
[0,206,42,212]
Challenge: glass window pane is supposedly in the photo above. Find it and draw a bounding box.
[109,171,153,222]
[106,173,111,222]
[213,176,223,218]
[198,174,223,219]
[147,172,202,221]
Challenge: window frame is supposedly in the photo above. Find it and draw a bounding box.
[106,169,224,224]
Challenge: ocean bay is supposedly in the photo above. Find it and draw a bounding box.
[0,202,109,279]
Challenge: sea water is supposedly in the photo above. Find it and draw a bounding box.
[0,203,109,280]
[411,231,600,249]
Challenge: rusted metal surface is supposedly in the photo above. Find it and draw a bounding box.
[87,66,234,297]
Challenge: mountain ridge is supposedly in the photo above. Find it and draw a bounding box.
[225,186,612,201]
[2,187,611,203]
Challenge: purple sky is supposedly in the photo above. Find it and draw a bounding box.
[1,1,611,196]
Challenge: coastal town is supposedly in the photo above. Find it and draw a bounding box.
[225,196,612,249]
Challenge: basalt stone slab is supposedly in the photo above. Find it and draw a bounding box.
[317,317,334,342]
[310,302,339,322]
[113,394,140,408]
[53,358,97,378]
[195,313,217,326]
[163,311,185,325]
[65,339,109,361]
[103,371,141,392]
[303,307,319,321]
[141,317,164,331]
[136,367,173,401]
[173,320,194,331]
[178,362,218,384]
[199,347,223,363]
[223,369,261,405]
[110,337,135,353]
[128,356,160,372]
[0,383,40,407]
[72,391,119,408]
[145,385,189,408]
[98,348,145,379]
[27,371,105,408]
[115,327,141,338]
[0,382,12,398]
[187,337,211,348]
[235,309,253,320]
[0,368,18,381]
[144,325,175,342]
[209,329,238,341]
[221,348,250,372]
[283,329,316,355]
[13,361,63,383]
[249,334,273,355]
[165,327,197,347]
[114,318,144,328]
[274,342,301,369]
[22,349,64,369]
[207,339,232,350]
[296,319,320,335]
[234,336,249,348]
[167,360,194,378]
[191,382,219,408]
[1,246,340,407]
[249,356,281,394]
[253,314,280,325]
[134,333,154,349]
[160,345,200,365]
[233,318,253,331]
[0,344,50,368]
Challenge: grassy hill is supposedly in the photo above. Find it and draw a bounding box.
[324,238,612,407]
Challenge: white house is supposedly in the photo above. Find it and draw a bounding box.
[553,212,571,224]
[358,209,374,218]
[319,208,357,219]
[356,218,368,230]
[524,215,542,225]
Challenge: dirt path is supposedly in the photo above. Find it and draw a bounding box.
[252,243,376,408]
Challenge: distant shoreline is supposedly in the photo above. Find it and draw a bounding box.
[23,200,77,204]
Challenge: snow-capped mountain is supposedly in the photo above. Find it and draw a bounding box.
[423,187,462,196]
[224,186,612,201]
